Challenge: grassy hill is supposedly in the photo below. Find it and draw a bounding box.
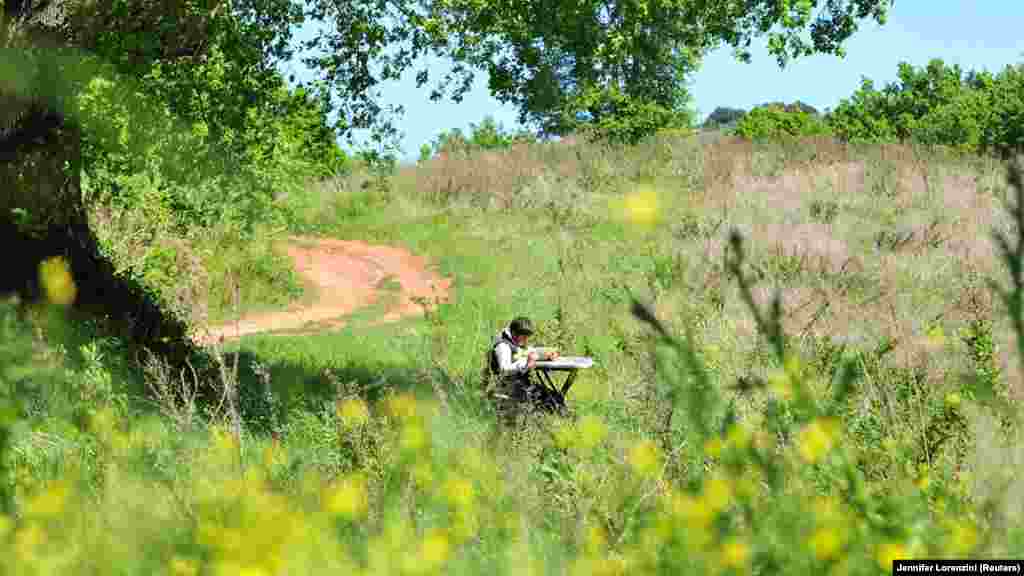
[2,132,1023,574]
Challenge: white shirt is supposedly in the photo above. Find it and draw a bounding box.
[494,341,530,376]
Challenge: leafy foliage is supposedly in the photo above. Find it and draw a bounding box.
[420,0,893,143]
[418,115,536,161]
[827,59,1024,155]
[734,102,832,140]
[703,106,747,129]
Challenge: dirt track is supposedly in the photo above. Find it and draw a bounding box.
[193,237,451,345]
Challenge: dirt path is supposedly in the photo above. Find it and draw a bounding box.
[192,237,451,345]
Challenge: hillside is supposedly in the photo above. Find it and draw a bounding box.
[3,133,1023,574]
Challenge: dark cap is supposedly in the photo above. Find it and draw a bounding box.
[509,316,534,336]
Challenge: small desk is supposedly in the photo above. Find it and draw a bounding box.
[533,356,595,402]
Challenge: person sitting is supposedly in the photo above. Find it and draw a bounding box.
[484,316,560,424]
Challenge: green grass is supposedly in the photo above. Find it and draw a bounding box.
[3,134,1024,575]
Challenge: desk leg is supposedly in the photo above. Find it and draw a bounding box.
[538,370,558,394]
[560,370,577,397]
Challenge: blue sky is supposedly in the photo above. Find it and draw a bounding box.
[281,2,1023,163]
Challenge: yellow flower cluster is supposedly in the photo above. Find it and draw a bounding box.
[807,496,848,562]
[0,371,999,576]
[719,538,751,571]
[195,470,312,575]
[796,418,841,464]
[628,439,661,477]
[613,185,661,229]
[338,397,371,428]
[324,473,369,520]
[38,256,77,306]
[767,353,805,401]
[944,519,979,555]
[555,414,609,452]
[876,542,909,571]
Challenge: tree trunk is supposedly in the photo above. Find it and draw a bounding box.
[1,1,208,379]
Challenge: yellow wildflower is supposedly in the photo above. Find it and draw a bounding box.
[809,528,843,561]
[386,393,418,420]
[944,392,962,409]
[946,521,978,555]
[670,493,715,531]
[169,557,200,576]
[720,538,750,569]
[444,476,476,510]
[629,439,661,477]
[796,418,840,464]
[212,425,239,458]
[703,474,733,512]
[578,415,609,450]
[24,480,69,518]
[621,186,660,227]
[38,256,76,306]
[14,522,47,561]
[338,398,371,427]
[400,421,428,452]
[420,529,451,568]
[325,474,368,520]
[876,542,909,571]
[586,524,607,554]
[703,436,724,459]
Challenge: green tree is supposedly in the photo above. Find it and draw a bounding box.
[703,106,747,129]
[419,115,536,161]
[0,0,418,368]
[420,0,894,143]
[827,58,1024,155]
[734,102,831,139]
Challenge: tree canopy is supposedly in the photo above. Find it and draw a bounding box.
[4,0,895,152]
[416,0,894,143]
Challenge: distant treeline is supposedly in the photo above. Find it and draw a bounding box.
[701,58,1024,157]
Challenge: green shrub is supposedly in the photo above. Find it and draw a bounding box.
[568,87,695,146]
[734,104,832,140]
[420,116,537,162]
[703,106,747,130]
[827,59,1024,155]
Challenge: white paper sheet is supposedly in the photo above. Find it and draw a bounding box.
[534,356,594,369]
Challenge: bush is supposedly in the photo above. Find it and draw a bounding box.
[703,106,747,130]
[733,104,832,140]
[568,87,695,146]
[827,59,1024,155]
[420,116,537,162]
